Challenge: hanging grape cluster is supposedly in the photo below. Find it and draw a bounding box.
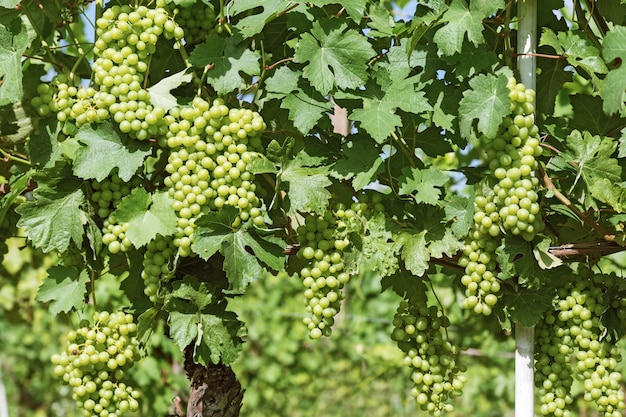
[141,235,176,302]
[391,297,466,416]
[295,210,351,339]
[162,97,266,257]
[33,4,182,139]
[458,77,544,315]
[51,311,141,417]
[535,272,626,417]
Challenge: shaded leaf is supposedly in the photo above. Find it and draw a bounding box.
[398,166,450,205]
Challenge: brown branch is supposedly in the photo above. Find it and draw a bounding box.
[539,166,616,242]
[511,52,565,60]
[264,57,293,71]
[548,240,625,259]
[173,396,185,417]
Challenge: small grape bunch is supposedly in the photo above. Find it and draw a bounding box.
[90,174,142,219]
[296,211,351,339]
[174,0,217,42]
[141,235,176,303]
[51,311,141,417]
[102,215,133,254]
[392,298,466,416]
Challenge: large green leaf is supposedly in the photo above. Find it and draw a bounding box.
[113,189,179,248]
[192,206,286,293]
[349,75,432,143]
[539,28,607,77]
[16,165,88,253]
[280,156,332,215]
[230,0,306,37]
[602,25,626,114]
[432,0,501,56]
[264,66,333,134]
[398,166,450,205]
[332,136,383,191]
[188,34,260,95]
[0,18,28,105]
[294,20,375,95]
[458,71,511,140]
[73,122,152,182]
[36,266,89,315]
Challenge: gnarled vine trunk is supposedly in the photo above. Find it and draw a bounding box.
[184,346,243,417]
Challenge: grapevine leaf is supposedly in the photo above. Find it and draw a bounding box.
[496,236,554,289]
[169,275,215,311]
[0,172,28,225]
[309,0,367,21]
[398,166,449,205]
[188,34,260,95]
[247,153,278,174]
[381,269,428,299]
[191,207,239,260]
[533,236,563,270]
[588,178,626,212]
[294,20,375,95]
[349,76,432,143]
[381,40,439,83]
[0,18,28,105]
[196,311,245,365]
[398,230,430,277]
[0,0,20,7]
[443,194,474,238]
[230,0,305,37]
[601,25,626,114]
[264,66,333,134]
[432,0,500,56]
[15,164,88,253]
[356,212,400,277]
[569,95,623,136]
[442,44,499,79]
[168,311,198,353]
[539,28,607,76]
[501,289,554,327]
[332,136,383,191]
[113,189,178,248]
[136,307,160,346]
[536,55,570,116]
[73,122,151,182]
[280,155,332,215]
[555,130,623,210]
[192,206,286,292]
[458,71,511,140]
[36,266,88,315]
[364,3,395,37]
[149,37,187,83]
[147,69,192,112]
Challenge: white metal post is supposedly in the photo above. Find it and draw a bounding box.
[516,1,537,417]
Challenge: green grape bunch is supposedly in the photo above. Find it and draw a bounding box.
[162,97,266,257]
[295,210,351,339]
[174,0,217,43]
[391,297,466,416]
[535,271,626,417]
[458,77,544,316]
[51,311,141,417]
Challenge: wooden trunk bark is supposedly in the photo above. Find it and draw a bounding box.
[184,346,244,417]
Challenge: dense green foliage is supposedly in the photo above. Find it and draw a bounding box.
[2,0,626,416]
